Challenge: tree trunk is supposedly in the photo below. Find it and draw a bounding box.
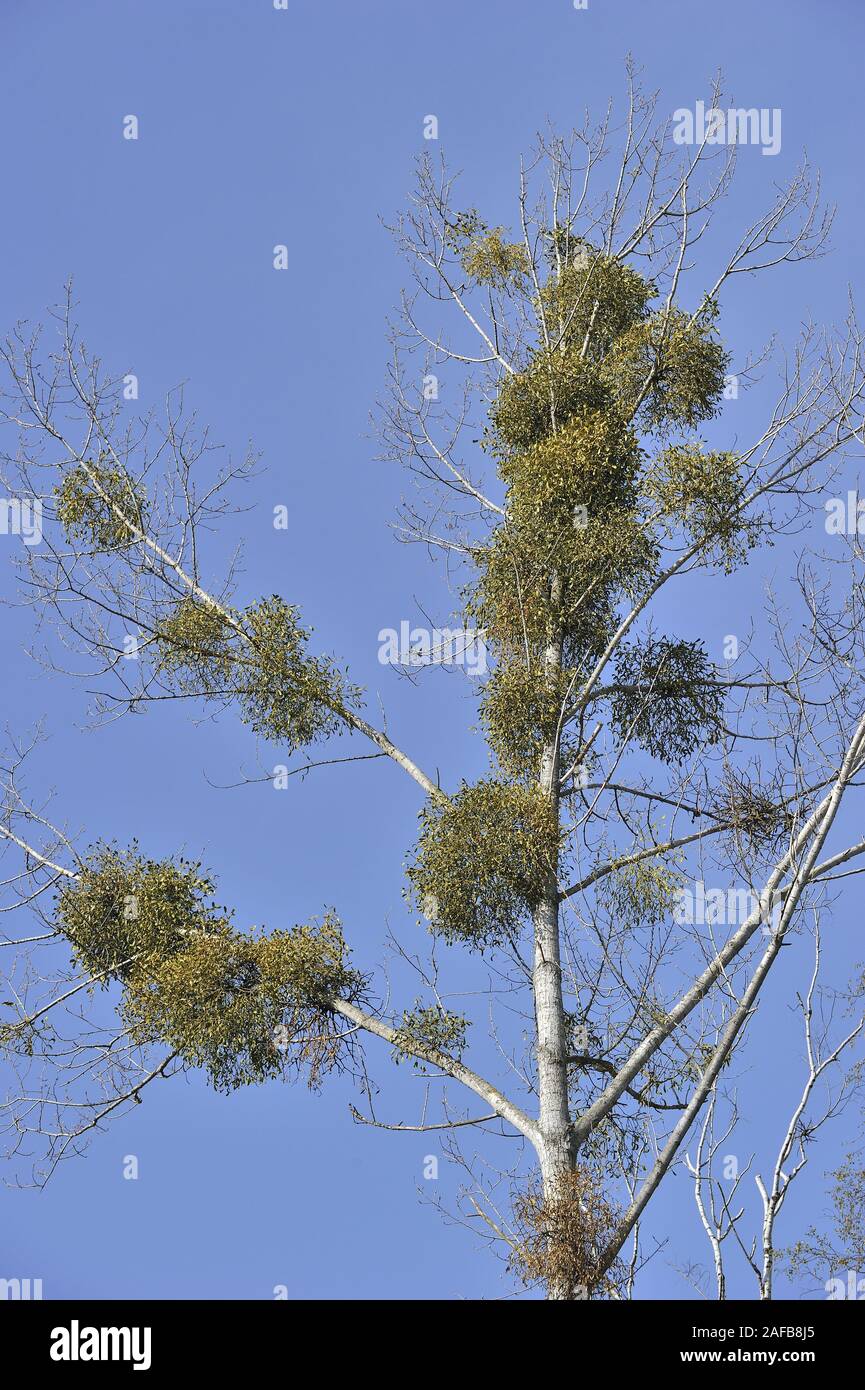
[760,1203,776,1300]
[534,882,574,1186]
[534,879,576,1299]
[534,581,575,1299]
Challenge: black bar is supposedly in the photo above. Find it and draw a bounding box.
[5,1296,861,1375]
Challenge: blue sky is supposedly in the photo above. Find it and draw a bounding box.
[1,0,864,1300]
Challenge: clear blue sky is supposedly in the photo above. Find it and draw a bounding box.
[1,0,864,1299]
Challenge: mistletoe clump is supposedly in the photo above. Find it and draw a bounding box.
[471,508,654,662]
[463,242,737,818]
[601,307,729,432]
[597,855,683,930]
[123,914,363,1092]
[488,347,612,454]
[539,246,655,360]
[501,409,643,529]
[55,455,146,550]
[406,779,559,949]
[486,248,652,458]
[480,659,574,777]
[234,596,356,747]
[718,772,796,849]
[510,1167,625,1299]
[155,594,359,751]
[391,1001,469,1070]
[609,636,724,764]
[445,211,529,290]
[57,851,363,1092]
[646,442,757,570]
[56,845,230,983]
[154,597,235,681]
[462,229,529,289]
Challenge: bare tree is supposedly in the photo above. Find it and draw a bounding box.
[684,1089,752,1300]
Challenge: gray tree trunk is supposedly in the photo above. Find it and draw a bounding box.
[534,582,575,1299]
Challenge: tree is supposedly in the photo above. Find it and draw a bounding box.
[3,69,865,1299]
